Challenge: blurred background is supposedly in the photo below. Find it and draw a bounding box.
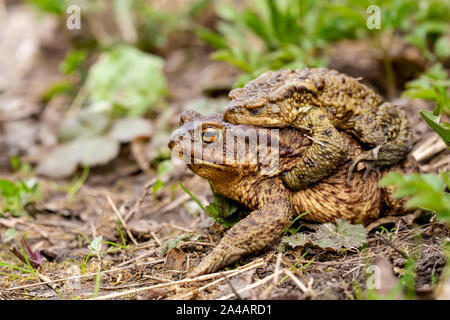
[0,0,449,300]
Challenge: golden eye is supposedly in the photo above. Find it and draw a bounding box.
[201,127,219,143]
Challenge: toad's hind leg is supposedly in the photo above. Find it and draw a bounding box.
[347,103,414,185]
[189,198,292,277]
[281,106,348,190]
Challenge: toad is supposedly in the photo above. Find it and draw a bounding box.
[169,110,415,276]
[224,68,414,190]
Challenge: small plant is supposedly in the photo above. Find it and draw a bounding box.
[52,166,90,201]
[197,0,350,86]
[278,250,314,284]
[379,171,450,222]
[80,236,103,274]
[86,45,168,117]
[403,63,450,144]
[79,221,127,274]
[159,232,201,256]
[280,218,367,252]
[0,179,41,217]
[377,226,396,241]
[180,182,247,229]
[283,211,310,236]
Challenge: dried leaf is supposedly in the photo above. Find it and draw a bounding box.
[163,248,186,271]
[37,137,120,178]
[108,117,153,142]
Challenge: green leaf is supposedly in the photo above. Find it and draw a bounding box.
[157,160,173,177]
[281,233,310,248]
[420,109,450,145]
[0,179,41,217]
[159,233,201,256]
[89,236,103,253]
[379,171,450,222]
[195,27,228,49]
[60,50,87,75]
[87,45,168,116]
[10,156,20,171]
[3,228,18,243]
[26,0,67,14]
[281,219,367,252]
[435,35,450,59]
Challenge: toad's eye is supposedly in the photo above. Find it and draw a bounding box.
[201,127,219,143]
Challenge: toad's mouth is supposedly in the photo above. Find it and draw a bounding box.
[171,143,238,170]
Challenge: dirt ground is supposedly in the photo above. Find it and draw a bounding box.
[0,3,449,300]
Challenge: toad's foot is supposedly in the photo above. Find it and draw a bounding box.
[188,245,246,278]
[346,145,382,185]
[189,199,292,277]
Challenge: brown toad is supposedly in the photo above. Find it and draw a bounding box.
[169,110,415,276]
[224,68,414,190]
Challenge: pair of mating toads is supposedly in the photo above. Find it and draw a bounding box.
[169,68,416,277]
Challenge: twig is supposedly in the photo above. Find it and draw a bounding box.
[89,259,264,300]
[284,269,308,292]
[374,232,409,259]
[260,253,283,299]
[412,134,447,162]
[5,259,164,291]
[106,195,138,246]
[150,231,162,246]
[117,249,157,267]
[282,258,316,299]
[158,194,191,215]
[175,262,259,300]
[66,83,89,116]
[142,275,174,283]
[124,178,157,222]
[366,210,422,233]
[220,271,243,300]
[217,273,276,300]
[163,223,196,233]
[38,273,59,293]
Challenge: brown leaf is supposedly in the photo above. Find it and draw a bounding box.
[163,248,186,271]
[131,136,151,171]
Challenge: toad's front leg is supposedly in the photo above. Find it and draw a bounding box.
[281,106,348,190]
[189,198,292,277]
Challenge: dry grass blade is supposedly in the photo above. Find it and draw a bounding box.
[217,273,276,300]
[90,259,265,300]
[412,134,447,162]
[106,194,138,246]
[260,253,283,299]
[5,259,165,291]
[284,269,308,293]
[374,232,409,259]
[220,271,243,299]
[174,264,260,300]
